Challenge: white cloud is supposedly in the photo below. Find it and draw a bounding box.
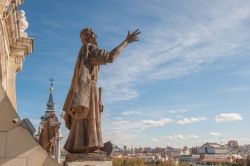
[151,138,159,143]
[215,113,243,123]
[238,138,250,144]
[164,134,199,141]
[103,130,141,146]
[188,135,200,139]
[103,120,143,146]
[210,132,222,136]
[115,117,123,120]
[177,117,207,125]
[112,120,129,126]
[121,111,141,116]
[165,134,185,141]
[131,129,143,133]
[142,118,173,128]
[169,109,189,114]
[230,69,250,77]
[220,86,250,93]
[109,120,145,132]
[107,118,173,143]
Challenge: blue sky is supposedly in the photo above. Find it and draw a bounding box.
[17,0,250,148]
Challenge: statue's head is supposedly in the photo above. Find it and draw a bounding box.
[80,27,97,46]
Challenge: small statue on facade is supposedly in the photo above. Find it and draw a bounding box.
[63,27,140,154]
[39,111,60,152]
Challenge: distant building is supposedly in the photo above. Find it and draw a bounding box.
[228,140,239,153]
[195,153,242,166]
[144,154,167,163]
[134,147,144,153]
[113,145,121,152]
[152,147,165,153]
[196,158,235,166]
[166,148,182,158]
[182,146,190,155]
[178,154,200,164]
[183,146,189,152]
[190,146,199,155]
[144,147,152,153]
[195,142,244,165]
[239,144,250,158]
[198,143,228,154]
[161,153,169,161]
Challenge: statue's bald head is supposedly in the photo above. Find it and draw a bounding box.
[80,27,92,37]
[80,27,97,46]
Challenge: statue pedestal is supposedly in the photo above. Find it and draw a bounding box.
[65,161,112,166]
[65,151,112,166]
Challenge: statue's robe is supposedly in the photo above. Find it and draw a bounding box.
[39,116,60,152]
[63,44,113,153]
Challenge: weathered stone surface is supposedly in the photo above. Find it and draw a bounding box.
[65,161,112,166]
[65,151,111,162]
[0,88,18,131]
[0,157,27,166]
[0,132,6,157]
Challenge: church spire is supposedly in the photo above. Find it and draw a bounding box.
[47,78,54,110]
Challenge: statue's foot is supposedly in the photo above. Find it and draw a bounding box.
[88,146,100,153]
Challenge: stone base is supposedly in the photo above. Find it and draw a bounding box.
[65,161,112,166]
[65,151,111,162]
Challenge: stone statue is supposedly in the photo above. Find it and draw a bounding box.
[63,27,140,153]
[39,111,60,152]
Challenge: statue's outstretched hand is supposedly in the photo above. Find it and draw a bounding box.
[125,29,140,44]
[108,29,140,62]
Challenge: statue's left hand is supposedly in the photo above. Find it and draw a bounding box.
[125,29,140,44]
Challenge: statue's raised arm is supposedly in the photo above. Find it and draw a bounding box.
[107,29,140,62]
[88,29,140,65]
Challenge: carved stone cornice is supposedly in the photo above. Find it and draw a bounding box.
[10,37,33,72]
[16,37,33,56]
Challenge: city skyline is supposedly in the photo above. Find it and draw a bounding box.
[17,0,250,148]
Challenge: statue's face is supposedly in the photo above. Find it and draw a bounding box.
[80,31,97,45]
[80,33,87,45]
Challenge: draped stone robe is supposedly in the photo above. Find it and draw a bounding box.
[63,44,113,153]
[39,115,60,152]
